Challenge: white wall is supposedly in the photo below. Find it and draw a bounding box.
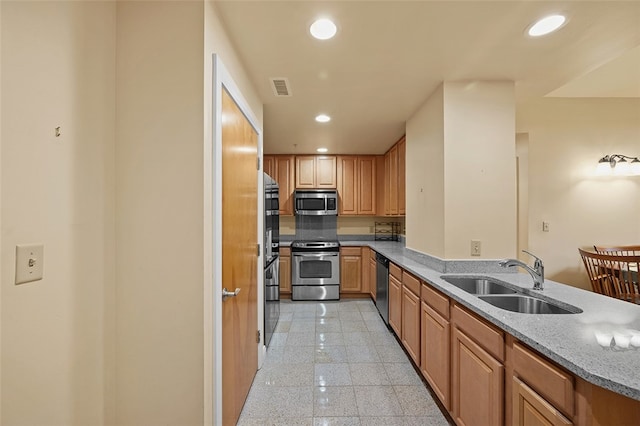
[406,84,445,257]
[517,98,640,290]
[1,2,116,424]
[406,82,516,259]
[115,2,205,424]
[443,81,516,259]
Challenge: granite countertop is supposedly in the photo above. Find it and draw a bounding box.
[337,240,640,401]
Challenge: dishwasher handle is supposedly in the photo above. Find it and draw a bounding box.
[376,253,389,266]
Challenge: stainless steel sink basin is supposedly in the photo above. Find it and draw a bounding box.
[478,295,582,315]
[442,277,517,295]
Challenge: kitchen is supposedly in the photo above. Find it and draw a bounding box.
[1,1,639,426]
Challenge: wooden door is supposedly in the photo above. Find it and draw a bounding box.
[279,247,291,295]
[513,377,572,426]
[361,247,370,295]
[389,144,399,215]
[421,301,450,409]
[397,138,406,215]
[275,155,295,215]
[263,155,275,178]
[316,156,337,188]
[221,88,259,426]
[358,156,377,215]
[401,285,420,365]
[383,152,390,215]
[295,156,316,188]
[340,247,362,292]
[389,274,402,336]
[337,156,358,215]
[452,327,504,426]
[369,257,377,301]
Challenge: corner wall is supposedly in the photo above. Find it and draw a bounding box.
[406,85,445,257]
[115,2,205,424]
[1,2,116,424]
[517,98,640,290]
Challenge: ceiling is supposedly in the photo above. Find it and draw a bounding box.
[215,1,640,155]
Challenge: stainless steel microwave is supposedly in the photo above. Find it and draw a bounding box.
[294,189,338,216]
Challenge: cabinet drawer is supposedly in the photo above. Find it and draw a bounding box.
[341,246,361,256]
[452,303,504,362]
[280,246,291,256]
[402,271,420,296]
[421,283,450,320]
[513,341,574,417]
[389,263,402,281]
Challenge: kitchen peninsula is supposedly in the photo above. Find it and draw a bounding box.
[335,240,640,426]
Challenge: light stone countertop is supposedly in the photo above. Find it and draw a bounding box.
[335,240,640,401]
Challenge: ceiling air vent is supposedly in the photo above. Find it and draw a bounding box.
[270,77,292,97]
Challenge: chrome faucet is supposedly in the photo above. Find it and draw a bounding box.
[499,250,545,290]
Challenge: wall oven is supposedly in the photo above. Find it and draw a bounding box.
[294,190,338,216]
[291,241,340,301]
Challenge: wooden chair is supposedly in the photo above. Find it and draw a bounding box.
[579,248,640,304]
[593,245,640,256]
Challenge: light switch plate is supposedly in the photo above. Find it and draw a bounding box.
[471,240,481,256]
[15,244,44,285]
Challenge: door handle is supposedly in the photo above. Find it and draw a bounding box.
[222,287,241,301]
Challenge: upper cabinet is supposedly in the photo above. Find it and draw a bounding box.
[295,155,337,189]
[337,155,377,216]
[263,154,295,215]
[379,136,406,217]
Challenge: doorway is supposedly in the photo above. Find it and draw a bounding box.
[207,55,263,426]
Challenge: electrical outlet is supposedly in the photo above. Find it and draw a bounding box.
[471,240,481,256]
[542,221,550,232]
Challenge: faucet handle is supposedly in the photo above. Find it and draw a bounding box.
[522,250,543,268]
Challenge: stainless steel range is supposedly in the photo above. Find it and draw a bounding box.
[291,240,340,301]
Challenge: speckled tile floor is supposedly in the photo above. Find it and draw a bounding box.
[237,299,452,426]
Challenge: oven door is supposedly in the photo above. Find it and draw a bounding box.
[292,252,340,286]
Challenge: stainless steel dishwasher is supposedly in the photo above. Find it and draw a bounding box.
[375,253,390,325]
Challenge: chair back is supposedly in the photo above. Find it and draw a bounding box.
[579,248,640,304]
[593,245,640,256]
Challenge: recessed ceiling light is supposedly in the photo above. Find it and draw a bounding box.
[315,114,331,123]
[310,18,337,40]
[317,148,328,153]
[528,14,567,37]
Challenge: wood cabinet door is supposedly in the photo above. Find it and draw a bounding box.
[452,327,504,426]
[340,247,362,292]
[263,155,275,178]
[369,257,377,301]
[421,301,450,410]
[383,152,390,216]
[389,274,402,336]
[316,156,337,188]
[513,377,572,426]
[361,247,370,295]
[401,286,421,365]
[275,155,295,215]
[397,138,405,215]
[295,156,316,188]
[358,156,377,215]
[279,248,291,294]
[389,144,398,215]
[337,156,358,215]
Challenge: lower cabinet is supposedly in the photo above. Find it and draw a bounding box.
[280,247,291,296]
[513,377,572,426]
[389,272,402,336]
[452,304,505,426]
[340,247,362,293]
[452,327,504,426]
[401,272,421,365]
[369,255,377,301]
[421,301,450,410]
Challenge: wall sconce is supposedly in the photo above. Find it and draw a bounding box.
[596,154,640,176]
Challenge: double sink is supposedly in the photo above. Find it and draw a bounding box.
[441,277,582,315]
